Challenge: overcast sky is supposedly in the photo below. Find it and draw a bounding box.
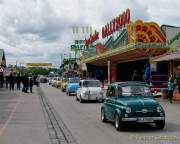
[0,0,180,67]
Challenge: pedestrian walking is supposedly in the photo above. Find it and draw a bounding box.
[144,64,150,84]
[168,75,175,103]
[5,75,9,88]
[175,72,180,93]
[29,77,34,93]
[22,74,25,92]
[22,74,29,93]
[33,74,38,86]
[0,73,4,88]
[9,73,15,90]
[16,73,22,90]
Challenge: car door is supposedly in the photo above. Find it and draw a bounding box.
[105,85,116,121]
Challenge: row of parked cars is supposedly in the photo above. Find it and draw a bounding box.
[49,77,166,131]
[49,77,105,102]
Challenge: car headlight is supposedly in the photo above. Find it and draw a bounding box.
[83,91,89,97]
[125,107,131,114]
[84,91,89,95]
[157,106,162,113]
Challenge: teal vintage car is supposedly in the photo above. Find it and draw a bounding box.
[101,81,165,131]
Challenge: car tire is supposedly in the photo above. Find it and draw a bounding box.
[114,114,124,131]
[101,108,107,122]
[155,120,165,129]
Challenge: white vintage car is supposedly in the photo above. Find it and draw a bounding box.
[76,79,105,103]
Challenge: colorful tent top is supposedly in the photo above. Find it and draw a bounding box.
[127,20,166,43]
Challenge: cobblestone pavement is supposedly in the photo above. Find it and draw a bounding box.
[0,87,49,144]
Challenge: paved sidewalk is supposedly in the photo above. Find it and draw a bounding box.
[0,87,49,144]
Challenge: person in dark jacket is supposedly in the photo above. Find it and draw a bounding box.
[9,73,15,90]
[22,74,29,93]
[22,74,25,92]
[16,73,22,90]
[24,74,29,93]
[5,75,9,88]
[168,75,175,103]
[0,73,4,88]
[29,77,34,93]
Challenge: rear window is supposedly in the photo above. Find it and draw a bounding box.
[69,78,81,83]
[83,81,100,87]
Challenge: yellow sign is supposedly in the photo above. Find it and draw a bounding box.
[26,63,52,68]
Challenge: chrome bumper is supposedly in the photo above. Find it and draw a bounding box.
[122,117,165,122]
[83,95,104,100]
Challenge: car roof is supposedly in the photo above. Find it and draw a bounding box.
[80,79,99,82]
[111,81,149,87]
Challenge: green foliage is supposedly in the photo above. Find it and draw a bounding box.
[16,67,53,75]
[29,68,50,75]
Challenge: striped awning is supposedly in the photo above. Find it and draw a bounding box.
[152,51,180,62]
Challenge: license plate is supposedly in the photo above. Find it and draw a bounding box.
[136,117,153,123]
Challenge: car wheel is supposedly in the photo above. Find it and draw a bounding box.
[79,95,84,103]
[114,114,124,131]
[155,120,165,129]
[68,92,71,96]
[101,108,107,122]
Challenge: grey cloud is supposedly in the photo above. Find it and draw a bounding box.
[0,0,180,68]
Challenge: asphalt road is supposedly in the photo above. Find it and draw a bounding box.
[41,84,180,144]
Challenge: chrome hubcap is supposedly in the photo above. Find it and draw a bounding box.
[115,116,119,128]
[101,110,104,120]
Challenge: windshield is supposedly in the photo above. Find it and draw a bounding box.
[57,77,61,81]
[69,78,81,83]
[118,85,152,97]
[83,81,100,87]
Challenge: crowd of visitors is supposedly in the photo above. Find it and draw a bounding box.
[0,72,38,93]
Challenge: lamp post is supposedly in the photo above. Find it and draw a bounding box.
[107,60,110,85]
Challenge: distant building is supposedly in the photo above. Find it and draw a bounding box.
[0,49,6,68]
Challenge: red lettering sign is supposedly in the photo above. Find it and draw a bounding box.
[101,8,130,38]
[85,31,99,46]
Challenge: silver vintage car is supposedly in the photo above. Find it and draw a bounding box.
[76,79,105,103]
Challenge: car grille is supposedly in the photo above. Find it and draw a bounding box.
[129,106,158,117]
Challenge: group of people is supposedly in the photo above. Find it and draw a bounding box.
[0,73,38,93]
